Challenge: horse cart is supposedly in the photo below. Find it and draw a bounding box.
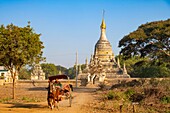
[47,75,73,109]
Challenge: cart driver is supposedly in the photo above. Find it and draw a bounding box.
[53,79,62,89]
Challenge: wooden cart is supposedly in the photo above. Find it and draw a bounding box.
[47,75,73,109]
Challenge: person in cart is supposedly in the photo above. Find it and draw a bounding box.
[53,79,62,89]
[53,79,70,96]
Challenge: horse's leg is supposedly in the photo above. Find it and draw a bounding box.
[47,97,51,108]
[52,98,55,109]
[50,91,55,110]
[48,97,54,110]
[56,89,60,110]
[56,99,59,110]
[50,99,53,110]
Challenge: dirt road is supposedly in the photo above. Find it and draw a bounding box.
[0,87,97,113]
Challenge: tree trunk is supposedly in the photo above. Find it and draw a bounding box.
[12,70,17,99]
[12,78,15,99]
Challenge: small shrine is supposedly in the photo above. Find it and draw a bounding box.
[31,64,45,80]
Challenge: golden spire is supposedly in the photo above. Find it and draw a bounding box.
[100,10,106,29]
[100,19,106,29]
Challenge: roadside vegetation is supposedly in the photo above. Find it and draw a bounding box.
[87,78,170,113]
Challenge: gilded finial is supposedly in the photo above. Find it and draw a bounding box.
[100,10,106,29]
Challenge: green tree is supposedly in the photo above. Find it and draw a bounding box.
[139,65,170,78]
[118,19,170,61]
[56,65,67,74]
[116,55,170,78]
[0,23,44,99]
[67,67,75,79]
[18,66,31,80]
[118,19,170,78]
[116,55,149,77]
[41,63,57,79]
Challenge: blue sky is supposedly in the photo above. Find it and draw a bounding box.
[0,0,170,68]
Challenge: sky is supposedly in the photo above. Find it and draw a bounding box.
[0,0,170,68]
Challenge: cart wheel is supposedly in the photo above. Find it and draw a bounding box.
[69,88,72,107]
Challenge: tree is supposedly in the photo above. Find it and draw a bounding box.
[116,54,170,78]
[18,66,31,80]
[0,23,44,99]
[116,55,149,77]
[41,63,57,79]
[67,67,75,79]
[133,64,170,78]
[56,65,67,74]
[118,19,170,61]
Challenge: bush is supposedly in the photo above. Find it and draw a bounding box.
[130,93,144,102]
[106,91,114,100]
[105,91,122,100]
[125,89,135,98]
[160,96,170,104]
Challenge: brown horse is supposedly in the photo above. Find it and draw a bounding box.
[47,82,61,109]
[47,82,73,110]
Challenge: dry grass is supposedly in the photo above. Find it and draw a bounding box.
[84,78,170,113]
[0,84,47,103]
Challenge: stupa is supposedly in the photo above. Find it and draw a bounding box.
[78,17,130,85]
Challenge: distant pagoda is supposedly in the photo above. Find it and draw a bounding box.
[31,64,45,80]
[78,17,130,85]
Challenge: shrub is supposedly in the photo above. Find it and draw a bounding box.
[160,96,170,104]
[105,91,122,100]
[130,93,144,102]
[106,91,114,100]
[125,89,135,98]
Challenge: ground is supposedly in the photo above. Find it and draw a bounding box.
[0,79,170,113]
[0,84,97,113]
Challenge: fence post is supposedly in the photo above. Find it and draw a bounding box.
[119,104,123,113]
[132,102,139,113]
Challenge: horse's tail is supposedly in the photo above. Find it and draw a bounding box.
[69,84,73,91]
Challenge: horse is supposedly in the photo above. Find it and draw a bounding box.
[47,82,73,110]
[47,82,60,110]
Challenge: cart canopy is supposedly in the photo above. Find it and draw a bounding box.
[48,74,69,81]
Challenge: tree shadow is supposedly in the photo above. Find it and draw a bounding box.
[73,87,99,93]
[110,79,141,89]
[7,102,47,109]
[27,87,47,91]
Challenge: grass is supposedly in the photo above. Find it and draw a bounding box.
[0,96,41,103]
[21,96,40,102]
[160,96,170,104]
[0,97,12,103]
[124,89,135,99]
[94,78,170,113]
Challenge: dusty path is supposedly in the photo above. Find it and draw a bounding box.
[0,87,97,113]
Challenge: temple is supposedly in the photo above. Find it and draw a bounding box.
[78,17,130,86]
[31,64,45,80]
